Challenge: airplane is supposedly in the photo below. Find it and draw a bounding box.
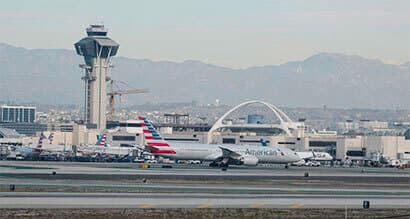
[10,133,48,160]
[138,116,301,167]
[76,134,108,155]
[39,132,69,152]
[296,150,333,161]
[8,132,69,161]
[77,133,135,158]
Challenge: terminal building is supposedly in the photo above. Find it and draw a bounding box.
[0,105,36,123]
[154,100,410,161]
[3,98,410,162]
[54,100,410,162]
[0,105,47,136]
[337,120,394,135]
[0,128,25,145]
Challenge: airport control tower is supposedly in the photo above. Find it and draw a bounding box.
[74,24,119,130]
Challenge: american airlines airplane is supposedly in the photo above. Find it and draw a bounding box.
[297,151,333,161]
[139,117,301,167]
[10,133,63,160]
[77,133,134,156]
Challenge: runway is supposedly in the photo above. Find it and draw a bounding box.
[1,180,410,196]
[1,161,409,183]
[0,161,409,210]
[1,192,409,209]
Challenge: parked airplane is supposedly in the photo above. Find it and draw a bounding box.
[77,133,134,157]
[296,151,333,161]
[11,133,50,160]
[138,117,301,167]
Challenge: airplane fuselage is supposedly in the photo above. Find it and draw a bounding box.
[296,151,333,161]
[154,143,301,164]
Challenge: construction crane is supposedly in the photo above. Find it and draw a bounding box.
[107,80,148,121]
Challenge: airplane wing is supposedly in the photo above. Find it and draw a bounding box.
[218,146,259,166]
[296,152,314,160]
[205,152,223,160]
[219,146,242,159]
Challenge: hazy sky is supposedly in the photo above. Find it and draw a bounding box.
[1,0,409,68]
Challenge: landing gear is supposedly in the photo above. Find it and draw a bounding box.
[220,163,229,168]
[285,164,289,169]
[209,162,218,167]
[209,162,229,168]
[220,163,228,171]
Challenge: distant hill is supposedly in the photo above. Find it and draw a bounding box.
[0,43,409,109]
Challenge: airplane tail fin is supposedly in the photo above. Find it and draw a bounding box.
[260,138,267,146]
[96,134,101,146]
[48,133,54,144]
[311,149,317,158]
[99,134,107,147]
[37,132,47,148]
[138,116,172,150]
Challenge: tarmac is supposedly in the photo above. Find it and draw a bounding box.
[0,192,409,209]
[0,161,409,209]
[1,161,409,183]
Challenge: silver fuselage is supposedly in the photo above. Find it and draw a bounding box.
[156,143,301,164]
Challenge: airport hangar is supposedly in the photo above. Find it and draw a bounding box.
[16,100,409,161]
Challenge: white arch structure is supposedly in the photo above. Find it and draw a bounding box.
[208,100,300,143]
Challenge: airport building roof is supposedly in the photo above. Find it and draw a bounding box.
[0,127,23,138]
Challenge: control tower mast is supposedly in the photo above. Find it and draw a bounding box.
[74,24,119,130]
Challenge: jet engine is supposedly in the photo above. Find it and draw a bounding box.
[239,155,259,166]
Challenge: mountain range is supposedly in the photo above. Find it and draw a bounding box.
[1,43,409,109]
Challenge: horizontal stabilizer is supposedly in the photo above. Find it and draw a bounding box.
[144,145,176,154]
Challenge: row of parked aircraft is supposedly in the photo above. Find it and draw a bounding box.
[8,133,60,160]
[5,117,334,166]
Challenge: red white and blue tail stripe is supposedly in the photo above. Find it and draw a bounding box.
[99,134,107,147]
[48,133,54,144]
[139,116,169,147]
[138,116,175,154]
[37,132,47,149]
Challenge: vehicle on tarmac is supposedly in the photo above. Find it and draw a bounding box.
[160,158,176,164]
[389,159,409,168]
[15,153,24,160]
[305,161,321,167]
[145,159,158,164]
[134,158,145,163]
[291,159,306,167]
[189,160,202,164]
